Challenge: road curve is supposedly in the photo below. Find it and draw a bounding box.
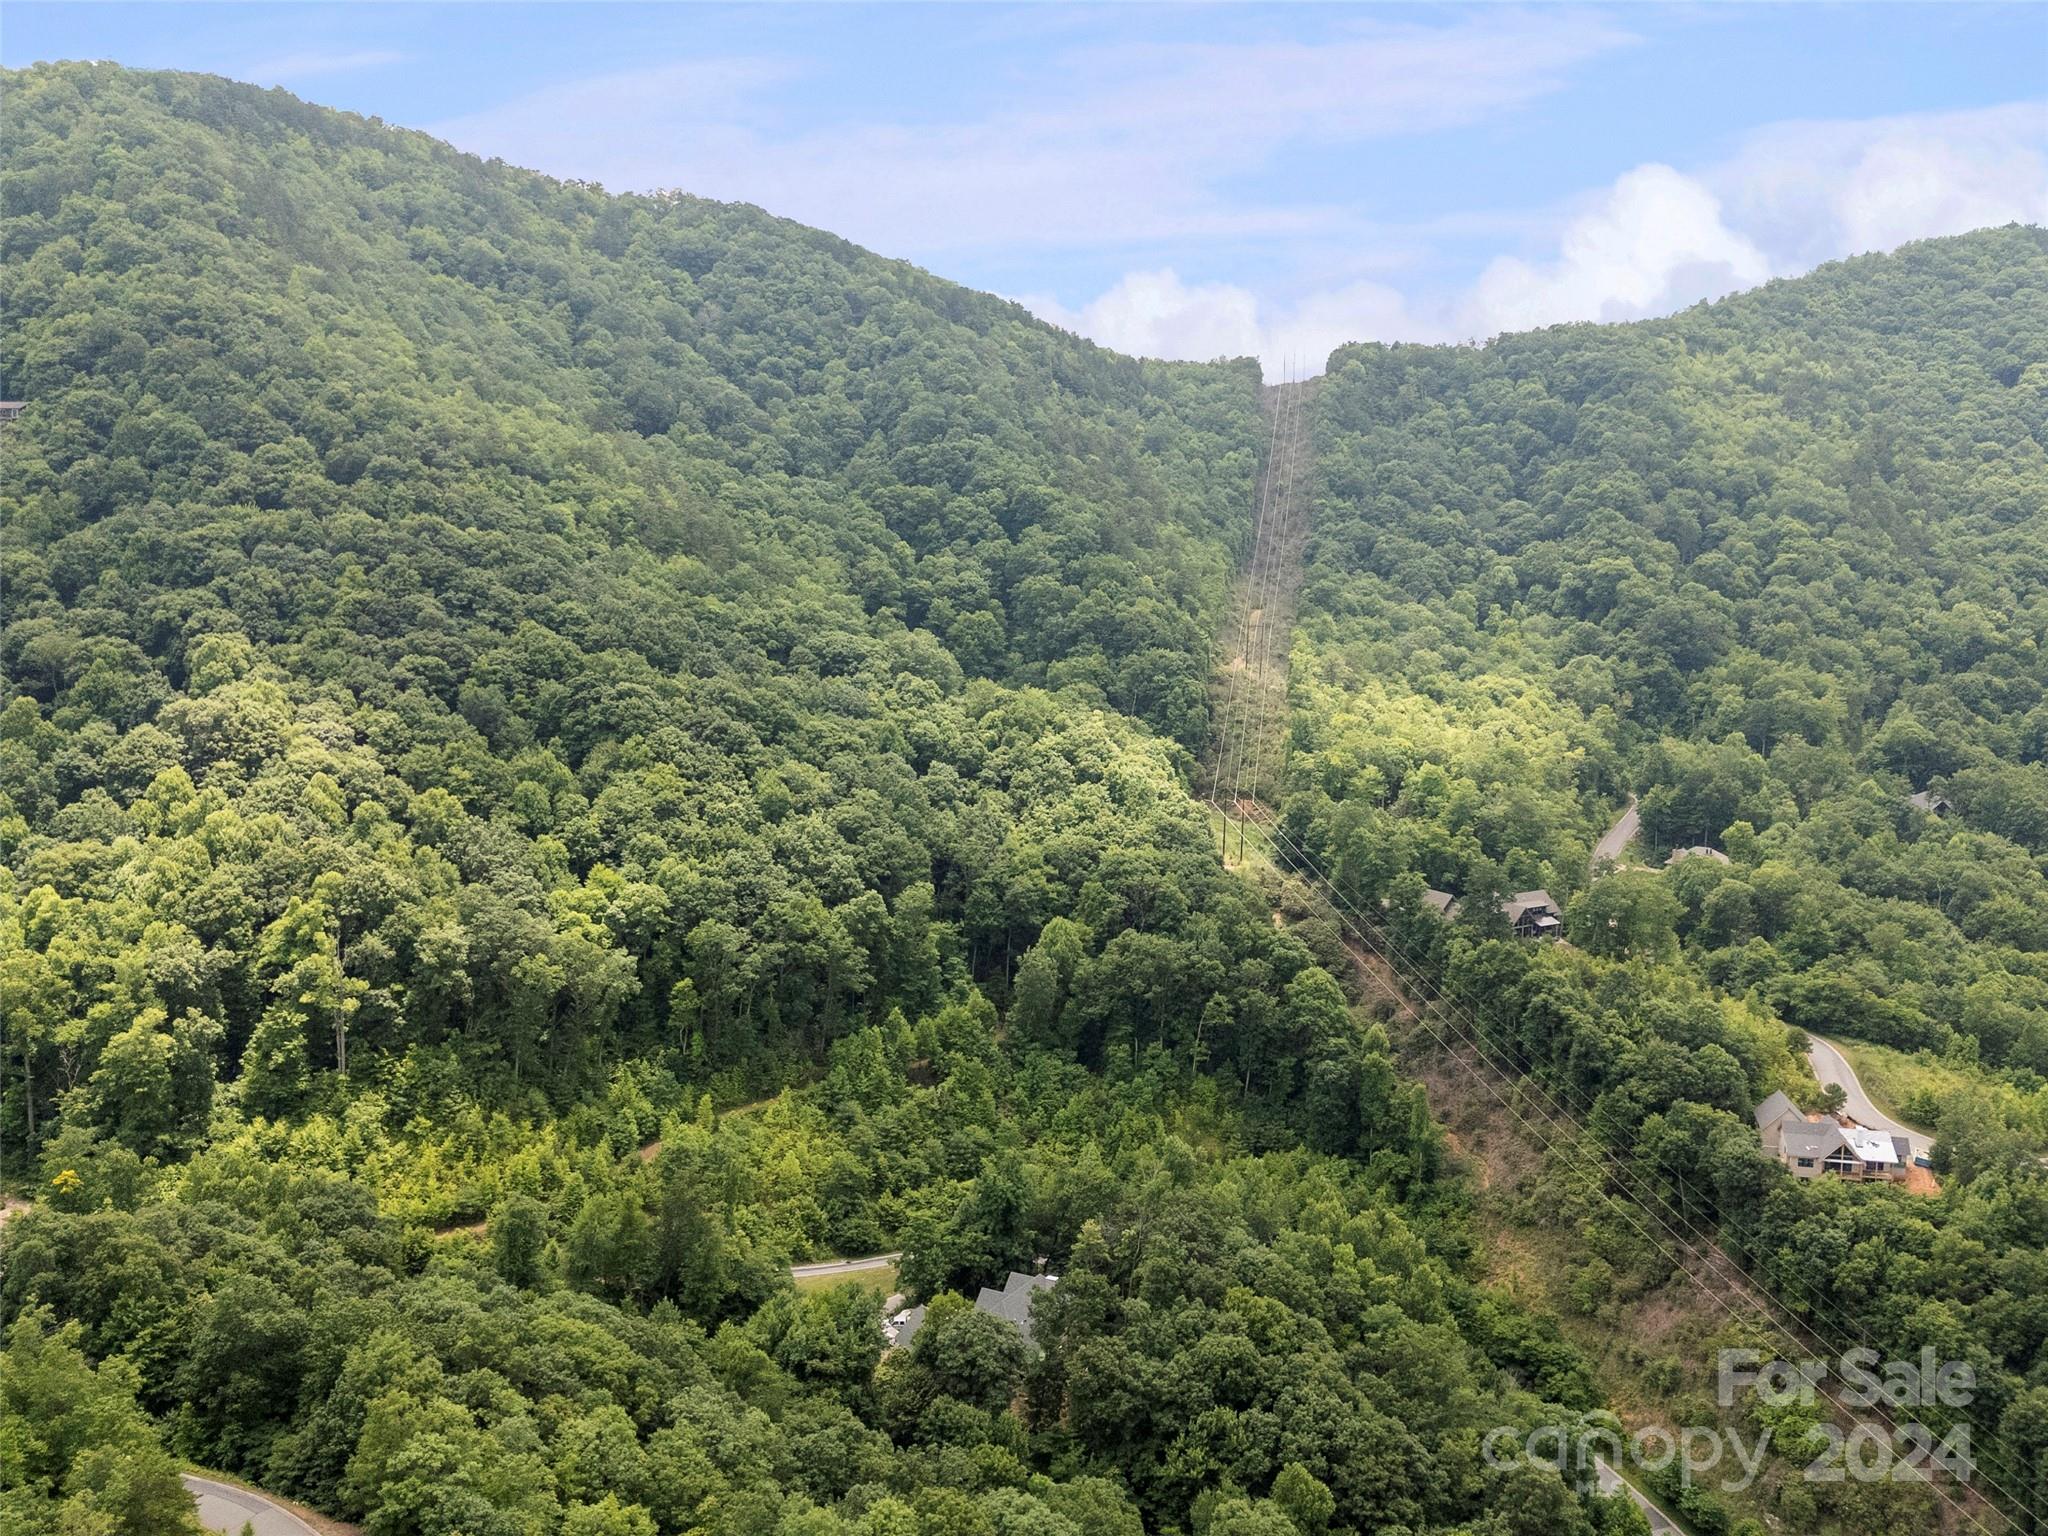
[1591,796,1640,873]
[182,1474,321,1536]
[1805,1034,1934,1162]
[790,1251,901,1280]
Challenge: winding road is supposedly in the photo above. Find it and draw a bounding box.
[1805,1034,1934,1163]
[183,1474,323,1536]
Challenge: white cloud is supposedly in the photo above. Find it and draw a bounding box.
[1712,103,2048,265]
[1022,269,1423,374]
[1036,104,2047,373]
[1023,270,1261,363]
[1024,166,1778,371]
[1458,164,1770,337]
[246,49,405,82]
[427,12,1634,255]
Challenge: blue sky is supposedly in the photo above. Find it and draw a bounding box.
[9,3,2046,372]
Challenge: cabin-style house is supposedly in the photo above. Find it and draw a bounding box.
[1754,1091,1909,1181]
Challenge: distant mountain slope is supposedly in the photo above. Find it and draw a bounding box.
[1311,226,2048,739]
[1,62,1261,750]
[0,61,1275,1122]
[1285,228,2048,1536]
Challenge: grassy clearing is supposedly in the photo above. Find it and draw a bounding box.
[1827,1037,1966,1130]
[792,1262,898,1297]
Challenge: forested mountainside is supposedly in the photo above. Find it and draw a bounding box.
[0,56,1269,1122]
[4,56,2047,1536]
[1285,227,2048,1532]
[0,63,1592,1536]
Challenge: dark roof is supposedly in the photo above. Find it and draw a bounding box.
[974,1270,1058,1342]
[889,1270,1058,1350]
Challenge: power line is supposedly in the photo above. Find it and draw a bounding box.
[1195,377,2027,1529]
[1213,802,2027,1531]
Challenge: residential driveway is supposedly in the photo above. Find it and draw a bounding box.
[1594,1456,1680,1532]
[182,1474,320,1536]
[1806,1034,1934,1163]
[1592,796,1639,873]
[790,1251,901,1280]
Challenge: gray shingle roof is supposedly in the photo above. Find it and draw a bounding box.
[1502,890,1556,923]
[974,1271,1058,1342]
[1780,1121,1849,1160]
[888,1270,1058,1351]
[1753,1090,1800,1131]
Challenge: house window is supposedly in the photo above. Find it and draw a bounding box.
[1796,1157,1815,1168]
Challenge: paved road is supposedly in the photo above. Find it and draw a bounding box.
[1591,796,1640,873]
[1806,1034,1934,1162]
[183,1475,321,1536]
[790,1251,901,1280]
[1594,1456,1681,1532]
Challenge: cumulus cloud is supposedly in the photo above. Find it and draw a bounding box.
[1022,270,1423,374]
[1036,104,2046,373]
[1022,271,1261,363]
[1712,103,2048,266]
[1457,164,1770,337]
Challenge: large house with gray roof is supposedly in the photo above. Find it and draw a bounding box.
[1754,1091,1910,1181]
[886,1269,1058,1351]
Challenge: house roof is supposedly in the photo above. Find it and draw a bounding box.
[1421,888,1455,914]
[1780,1121,1849,1160]
[1502,890,1557,923]
[1667,845,1731,866]
[1844,1128,1900,1165]
[974,1271,1058,1341]
[889,1270,1057,1350]
[1907,790,1951,813]
[1753,1090,1800,1130]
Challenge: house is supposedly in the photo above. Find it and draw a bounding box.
[1666,845,1731,867]
[0,402,22,422]
[1754,1092,1908,1181]
[1421,888,1456,917]
[1501,890,1561,939]
[886,1269,1058,1351]
[1907,790,1953,817]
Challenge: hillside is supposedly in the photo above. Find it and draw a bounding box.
[1281,227,2048,1534]
[0,63,1610,1536]
[0,59,1275,1114]
[5,58,2048,1536]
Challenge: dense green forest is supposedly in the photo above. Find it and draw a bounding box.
[4,57,2047,1536]
[0,62,1612,1536]
[1283,226,2048,1532]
